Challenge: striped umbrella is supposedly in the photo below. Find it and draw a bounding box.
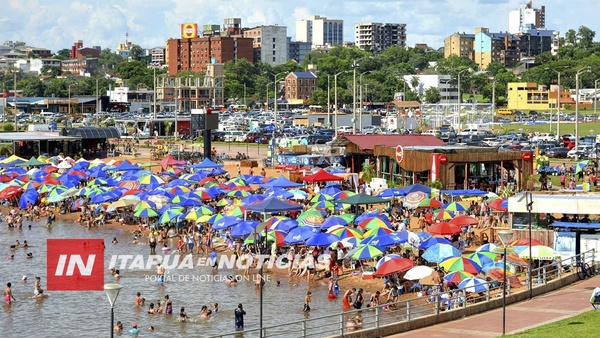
[329,226,364,239]
[440,257,482,274]
[320,216,349,230]
[434,209,455,220]
[468,251,497,267]
[358,217,392,231]
[296,209,324,223]
[158,209,182,224]
[443,201,469,213]
[134,207,158,218]
[443,271,474,284]
[417,198,443,209]
[138,174,165,185]
[374,254,403,270]
[266,230,288,246]
[333,190,355,200]
[476,243,498,252]
[418,237,452,250]
[227,190,250,198]
[134,200,156,212]
[364,227,393,238]
[374,257,414,276]
[269,219,298,232]
[458,277,489,293]
[310,193,333,202]
[340,236,362,248]
[352,245,385,260]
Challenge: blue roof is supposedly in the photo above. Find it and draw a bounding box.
[291,72,317,79]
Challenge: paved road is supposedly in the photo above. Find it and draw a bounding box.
[387,275,600,337]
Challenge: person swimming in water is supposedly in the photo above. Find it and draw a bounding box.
[4,283,16,304]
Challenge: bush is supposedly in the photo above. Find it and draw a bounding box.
[2,124,14,132]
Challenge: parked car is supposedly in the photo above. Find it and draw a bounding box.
[307,135,332,145]
[567,145,594,159]
[245,132,262,143]
[546,147,569,158]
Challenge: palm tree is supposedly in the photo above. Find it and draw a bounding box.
[361,162,376,184]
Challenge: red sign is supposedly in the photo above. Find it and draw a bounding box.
[395,145,404,164]
[522,152,532,162]
[439,154,448,164]
[47,239,104,291]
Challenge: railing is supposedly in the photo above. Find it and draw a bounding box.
[208,249,596,338]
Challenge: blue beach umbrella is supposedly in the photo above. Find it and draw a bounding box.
[230,220,259,237]
[422,243,461,263]
[458,277,489,293]
[305,232,341,247]
[418,237,453,250]
[284,226,320,245]
[320,216,348,230]
[212,216,242,230]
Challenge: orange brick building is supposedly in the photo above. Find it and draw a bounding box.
[166,36,253,75]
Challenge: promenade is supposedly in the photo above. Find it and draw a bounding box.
[388,275,600,337]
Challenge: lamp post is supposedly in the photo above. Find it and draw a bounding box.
[575,66,591,149]
[271,72,286,167]
[96,78,100,126]
[457,69,469,114]
[153,66,157,120]
[13,71,17,131]
[525,191,533,300]
[594,78,599,117]
[546,68,561,138]
[498,230,514,336]
[104,283,123,338]
[334,70,348,138]
[490,77,496,127]
[351,60,359,134]
[327,74,331,128]
[359,71,370,132]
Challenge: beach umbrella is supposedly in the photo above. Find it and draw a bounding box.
[216,198,232,207]
[449,215,479,227]
[404,265,435,280]
[183,208,205,221]
[245,175,265,184]
[305,232,340,247]
[374,257,414,276]
[355,212,389,225]
[443,201,468,213]
[284,226,320,245]
[312,200,335,211]
[376,188,404,198]
[212,216,242,230]
[488,198,508,211]
[296,209,324,223]
[192,190,213,201]
[311,193,333,203]
[458,277,489,293]
[329,226,364,239]
[229,220,259,237]
[241,194,266,205]
[170,186,192,195]
[444,271,474,284]
[269,219,298,232]
[228,190,249,198]
[339,213,356,224]
[358,217,392,231]
[321,186,341,196]
[352,245,384,260]
[434,209,455,220]
[179,197,203,207]
[422,243,461,263]
[374,255,403,270]
[87,178,110,187]
[134,200,156,212]
[440,257,482,274]
[288,189,308,200]
[363,227,393,238]
[158,209,182,224]
[575,160,589,174]
[333,190,356,200]
[518,245,560,260]
[418,198,443,209]
[264,187,293,199]
[134,207,158,218]
[108,198,139,209]
[148,195,170,209]
[320,216,349,230]
[476,243,498,252]
[468,251,497,267]
[340,236,362,248]
[266,230,287,246]
[482,261,516,274]
[418,237,453,250]
[428,222,462,235]
[403,191,428,208]
[511,238,543,246]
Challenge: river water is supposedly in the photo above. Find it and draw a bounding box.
[0,220,345,337]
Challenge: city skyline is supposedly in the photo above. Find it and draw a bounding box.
[2,0,599,53]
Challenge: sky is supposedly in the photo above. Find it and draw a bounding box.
[2,0,599,53]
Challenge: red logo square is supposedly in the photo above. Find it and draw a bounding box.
[47,239,105,291]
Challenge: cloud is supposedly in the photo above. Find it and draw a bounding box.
[1,0,599,54]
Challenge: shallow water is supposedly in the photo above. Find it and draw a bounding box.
[0,220,345,337]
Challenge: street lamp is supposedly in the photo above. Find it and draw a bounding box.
[104,283,123,338]
[525,191,533,300]
[546,68,561,138]
[13,71,17,132]
[359,71,370,132]
[327,74,331,128]
[334,70,348,138]
[351,60,360,134]
[594,78,600,117]
[271,72,286,167]
[457,69,469,112]
[489,77,496,127]
[498,230,514,336]
[575,66,591,149]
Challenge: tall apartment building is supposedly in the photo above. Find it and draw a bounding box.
[508,0,546,34]
[243,25,288,66]
[444,32,475,59]
[518,25,554,57]
[165,35,253,75]
[474,28,521,70]
[287,37,311,64]
[355,23,406,53]
[296,15,343,48]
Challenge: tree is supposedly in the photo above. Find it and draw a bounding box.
[41,65,61,77]
[565,29,577,46]
[99,48,124,70]
[424,87,441,104]
[18,75,44,97]
[577,26,596,50]
[129,44,144,62]
[54,49,71,60]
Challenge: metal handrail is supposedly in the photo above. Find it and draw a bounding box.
[208,249,595,338]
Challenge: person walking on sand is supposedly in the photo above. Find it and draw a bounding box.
[4,283,16,304]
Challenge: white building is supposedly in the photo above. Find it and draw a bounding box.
[244,25,288,66]
[508,0,546,34]
[30,58,61,75]
[403,74,458,104]
[296,15,343,48]
[355,23,406,53]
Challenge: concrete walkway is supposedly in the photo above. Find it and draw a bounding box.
[387,275,600,337]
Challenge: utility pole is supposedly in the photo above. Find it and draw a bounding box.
[575,66,591,149]
[13,71,17,132]
[327,74,331,128]
[352,60,359,134]
[153,66,157,120]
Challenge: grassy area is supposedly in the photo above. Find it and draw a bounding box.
[503,310,600,337]
[498,121,600,136]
